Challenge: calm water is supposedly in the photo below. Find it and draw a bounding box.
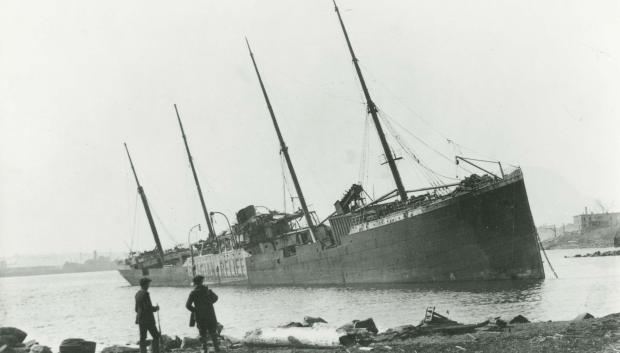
[1,248,619,349]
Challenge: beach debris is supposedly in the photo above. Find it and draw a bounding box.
[573,313,595,321]
[279,322,304,328]
[229,342,243,349]
[354,319,378,334]
[337,318,378,346]
[422,307,457,326]
[509,315,530,324]
[455,346,467,351]
[22,341,37,350]
[479,317,507,331]
[159,335,181,351]
[59,339,96,353]
[243,324,341,347]
[303,316,328,326]
[0,345,8,353]
[0,328,27,344]
[101,345,139,353]
[29,345,51,353]
[216,335,241,350]
[338,328,373,346]
[374,325,417,342]
[180,337,201,349]
[10,347,30,353]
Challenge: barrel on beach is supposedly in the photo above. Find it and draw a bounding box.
[59,338,96,353]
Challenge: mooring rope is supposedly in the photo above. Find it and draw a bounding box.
[537,232,559,279]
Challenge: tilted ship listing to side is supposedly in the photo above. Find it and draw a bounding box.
[118,107,249,287]
[238,2,545,285]
[119,2,544,286]
[118,143,192,286]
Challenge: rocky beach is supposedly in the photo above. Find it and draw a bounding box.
[3,311,620,353]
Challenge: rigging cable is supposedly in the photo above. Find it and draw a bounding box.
[379,110,476,177]
[358,62,500,176]
[358,114,371,187]
[379,113,450,187]
[280,153,295,212]
[148,201,179,245]
[131,192,139,251]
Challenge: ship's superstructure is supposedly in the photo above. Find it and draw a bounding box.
[239,2,545,285]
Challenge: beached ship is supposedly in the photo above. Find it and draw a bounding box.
[240,3,545,285]
[118,143,193,286]
[118,107,250,287]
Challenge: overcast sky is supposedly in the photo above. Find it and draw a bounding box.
[1,0,619,256]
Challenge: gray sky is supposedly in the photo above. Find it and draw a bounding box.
[1,0,619,256]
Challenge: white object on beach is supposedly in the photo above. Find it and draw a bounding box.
[243,323,341,347]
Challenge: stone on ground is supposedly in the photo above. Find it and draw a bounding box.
[510,315,530,324]
[29,345,52,353]
[101,345,140,353]
[0,328,27,344]
[303,316,327,327]
[573,313,595,321]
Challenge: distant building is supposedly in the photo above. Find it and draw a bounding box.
[536,225,557,241]
[537,223,579,240]
[573,207,620,232]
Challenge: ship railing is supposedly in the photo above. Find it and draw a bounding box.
[344,167,524,228]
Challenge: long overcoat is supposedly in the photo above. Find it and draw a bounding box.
[135,289,156,325]
[185,285,218,331]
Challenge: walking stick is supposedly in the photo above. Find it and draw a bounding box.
[156,303,163,347]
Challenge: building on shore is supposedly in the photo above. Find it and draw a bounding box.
[573,207,620,233]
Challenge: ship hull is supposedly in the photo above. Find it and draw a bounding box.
[186,248,250,286]
[246,172,545,285]
[118,266,191,287]
[118,249,251,287]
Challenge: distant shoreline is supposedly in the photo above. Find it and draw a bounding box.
[0,267,118,278]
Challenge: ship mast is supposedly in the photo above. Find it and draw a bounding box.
[124,143,165,264]
[246,38,317,242]
[174,104,217,241]
[333,1,408,202]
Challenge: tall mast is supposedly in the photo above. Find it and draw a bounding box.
[124,143,165,264]
[333,1,407,201]
[246,38,316,242]
[174,104,216,240]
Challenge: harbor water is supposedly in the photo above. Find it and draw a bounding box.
[1,248,619,349]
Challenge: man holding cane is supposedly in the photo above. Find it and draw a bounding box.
[135,277,161,353]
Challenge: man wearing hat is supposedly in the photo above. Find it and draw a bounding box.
[135,277,160,353]
[185,275,219,352]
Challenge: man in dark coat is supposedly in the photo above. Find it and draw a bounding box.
[135,277,160,353]
[186,275,219,352]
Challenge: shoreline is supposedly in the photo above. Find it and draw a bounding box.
[3,312,619,353]
[106,312,620,353]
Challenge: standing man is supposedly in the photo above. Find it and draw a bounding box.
[135,277,160,353]
[186,275,219,352]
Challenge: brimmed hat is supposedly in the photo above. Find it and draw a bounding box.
[139,277,152,286]
[193,275,205,285]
